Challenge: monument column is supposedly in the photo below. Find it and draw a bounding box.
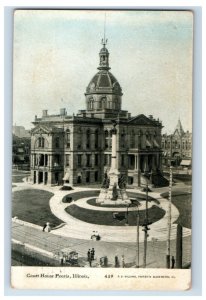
[97,121,130,205]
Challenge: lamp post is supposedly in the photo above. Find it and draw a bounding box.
[125,203,132,226]
[166,166,173,268]
[142,175,151,268]
[133,199,141,268]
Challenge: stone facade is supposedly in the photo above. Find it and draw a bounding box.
[30,40,163,187]
[161,119,192,167]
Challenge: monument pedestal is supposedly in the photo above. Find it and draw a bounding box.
[96,122,130,206]
[97,169,130,206]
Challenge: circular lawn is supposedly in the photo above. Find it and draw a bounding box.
[65,202,165,226]
[12,189,63,227]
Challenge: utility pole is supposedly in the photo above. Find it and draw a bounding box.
[136,207,140,268]
[142,181,150,268]
[166,166,173,268]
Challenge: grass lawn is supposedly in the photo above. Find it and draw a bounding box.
[161,191,191,229]
[12,189,62,227]
[65,204,165,226]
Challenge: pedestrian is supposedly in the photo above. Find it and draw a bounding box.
[91,248,95,261]
[115,255,119,268]
[171,256,175,269]
[60,257,64,266]
[44,222,51,232]
[42,223,47,232]
[121,255,125,268]
[87,249,91,262]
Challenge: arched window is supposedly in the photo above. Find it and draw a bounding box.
[101,97,106,109]
[86,129,90,149]
[38,137,44,148]
[88,98,94,110]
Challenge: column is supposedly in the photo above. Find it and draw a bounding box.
[144,155,149,173]
[133,154,141,187]
[43,172,45,185]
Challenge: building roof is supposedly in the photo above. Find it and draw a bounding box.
[174,119,184,136]
[86,70,122,96]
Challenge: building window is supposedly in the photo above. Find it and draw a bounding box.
[130,130,135,148]
[95,154,98,166]
[86,154,91,167]
[105,131,109,149]
[88,98,94,110]
[38,137,44,148]
[95,129,99,148]
[45,154,48,166]
[95,171,98,182]
[55,137,60,148]
[121,154,125,167]
[86,171,90,183]
[86,129,90,149]
[66,130,70,148]
[77,128,82,149]
[77,155,82,167]
[101,97,106,109]
[121,130,126,148]
[54,155,60,166]
[65,154,70,166]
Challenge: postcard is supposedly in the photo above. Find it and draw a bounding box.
[11,9,193,290]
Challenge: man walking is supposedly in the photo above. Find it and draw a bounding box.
[87,249,91,261]
[171,256,175,269]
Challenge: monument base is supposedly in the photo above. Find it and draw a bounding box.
[96,187,131,206]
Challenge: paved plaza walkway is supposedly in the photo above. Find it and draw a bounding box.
[12,175,192,267]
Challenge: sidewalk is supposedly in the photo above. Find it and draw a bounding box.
[12,220,191,268]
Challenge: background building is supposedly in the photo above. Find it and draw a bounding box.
[12,135,31,169]
[13,125,30,138]
[162,119,192,168]
[30,40,166,187]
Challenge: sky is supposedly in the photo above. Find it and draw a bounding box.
[13,10,193,134]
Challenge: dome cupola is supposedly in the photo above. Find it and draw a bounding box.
[85,39,123,113]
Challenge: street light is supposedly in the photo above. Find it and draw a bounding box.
[125,203,132,226]
[142,174,152,268]
[131,198,141,268]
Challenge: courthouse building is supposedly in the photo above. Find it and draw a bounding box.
[30,40,164,187]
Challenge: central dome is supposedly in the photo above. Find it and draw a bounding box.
[84,40,123,113]
[86,70,122,96]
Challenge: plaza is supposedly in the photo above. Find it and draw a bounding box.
[12,170,191,268]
